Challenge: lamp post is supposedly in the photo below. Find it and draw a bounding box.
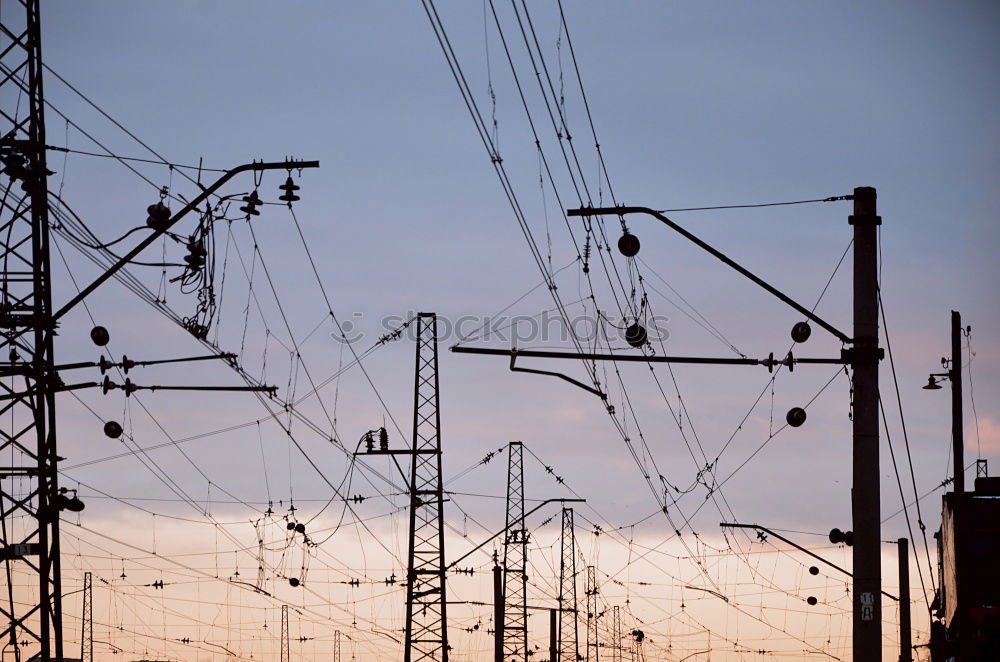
[923,311,964,493]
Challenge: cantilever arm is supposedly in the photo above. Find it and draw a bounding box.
[568,205,851,344]
[54,159,319,322]
[509,350,606,399]
[720,522,897,601]
[446,498,584,570]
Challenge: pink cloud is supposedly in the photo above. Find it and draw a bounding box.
[968,415,1000,454]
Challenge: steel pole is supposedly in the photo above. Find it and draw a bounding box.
[851,186,882,659]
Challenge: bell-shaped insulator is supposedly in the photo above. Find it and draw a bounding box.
[279,176,301,203]
[2,154,28,180]
[240,190,262,216]
[184,240,207,269]
[146,202,172,230]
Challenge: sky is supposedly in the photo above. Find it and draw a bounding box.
[3,1,998,660]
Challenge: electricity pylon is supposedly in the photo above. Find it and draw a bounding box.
[334,629,342,662]
[0,3,64,660]
[611,605,622,662]
[281,604,289,662]
[558,508,578,661]
[585,566,598,661]
[404,312,449,661]
[502,442,528,661]
[81,571,93,662]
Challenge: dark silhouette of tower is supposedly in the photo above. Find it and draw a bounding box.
[558,508,578,661]
[585,566,598,661]
[611,605,622,662]
[503,442,528,660]
[281,604,289,662]
[0,2,64,660]
[81,571,93,662]
[404,312,449,661]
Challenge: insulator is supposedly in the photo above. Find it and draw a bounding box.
[90,325,110,347]
[288,577,300,587]
[184,240,207,269]
[828,527,853,546]
[104,421,124,439]
[625,322,647,348]
[809,566,819,575]
[791,321,812,343]
[295,523,305,534]
[786,406,806,427]
[378,427,388,450]
[2,154,28,179]
[807,596,818,606]
[287,521,296,531]
[146,202,172,230]
[240,190,262,216]
[618,232,640,257]
[278,176,300,203]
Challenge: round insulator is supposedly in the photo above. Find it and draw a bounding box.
[618,232,640,257]
[807,596,818,606]
[90,326,110,347]
[791,321,812,343]
[295,523,305,534]
[104,421,124,439]
[786,407,807,427]
[829,528,844,544]
[625,323,647,348]
[286,521,296,531]
[809,565,819,576]
[288,577,300,587]
[146,202,171,230]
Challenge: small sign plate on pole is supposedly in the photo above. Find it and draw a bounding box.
[0,543,39,560]
[860,591,875,621]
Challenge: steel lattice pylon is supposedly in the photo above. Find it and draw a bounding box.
[585,566,597,661]
[558,508,577,661]
[280,604,289,662]
[81,571,93,662]
[404,312,449,661]
[0,1,64,660]
[611,605,622,662]
[502,442,527,661]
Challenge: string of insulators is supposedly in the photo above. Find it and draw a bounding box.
[146,202,171,230]
[240,190,262,216]
[279,176,300,203]
[583,234,591,274]
[184,237,207,270]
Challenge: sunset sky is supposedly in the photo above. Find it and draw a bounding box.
[4,1,997,660]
